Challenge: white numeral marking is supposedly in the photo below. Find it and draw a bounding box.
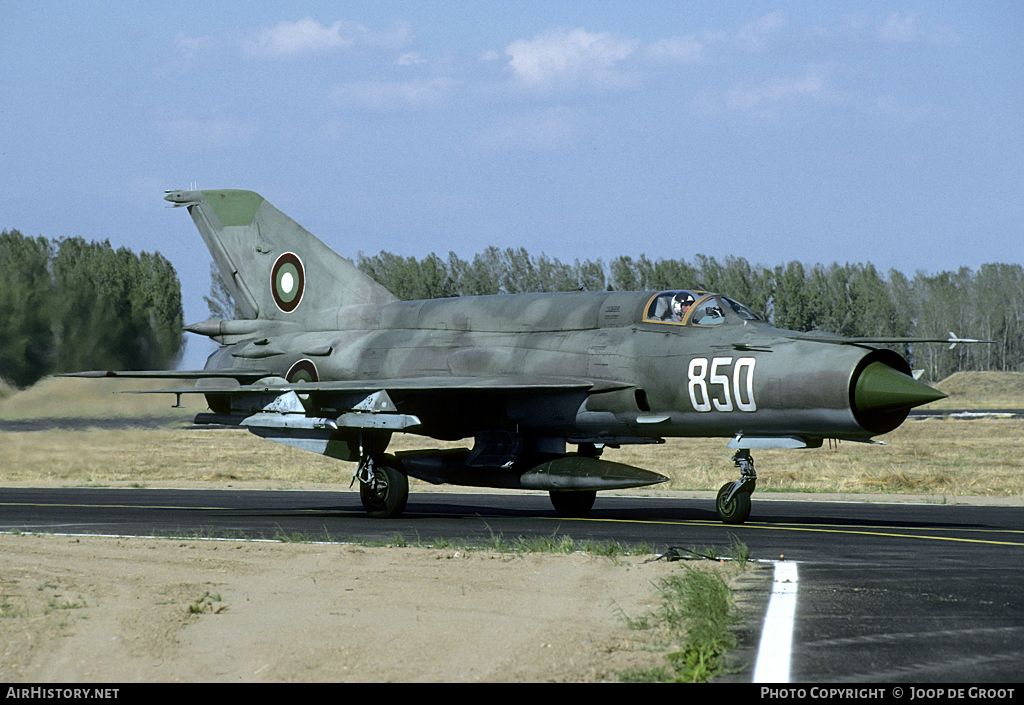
[687,358,711,412]
[734,357,757,412]
[688,357,757,413]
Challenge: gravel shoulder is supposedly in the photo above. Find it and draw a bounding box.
[0,532,751,682]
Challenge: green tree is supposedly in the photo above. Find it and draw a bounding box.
[354,245,1024,375]
[0,230,54,387]
[608,255,639,292]
[500,247,538,294]
[464,247,503,296]
[912,269,968,380]
[650,258,698,291]
[0,232,183,386]
[52,238,183,374]
[771,261,812,331]
[971,263,1024,371]
[574,258,606,292]
[204,263,243,319]
[138,250,185,368]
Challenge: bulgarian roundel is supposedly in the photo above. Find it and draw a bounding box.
[286,359,319,384]
[271,252,305,313]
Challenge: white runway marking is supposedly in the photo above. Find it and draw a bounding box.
[753,560,798,682]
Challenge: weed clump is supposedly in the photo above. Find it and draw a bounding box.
[620,566,739,683]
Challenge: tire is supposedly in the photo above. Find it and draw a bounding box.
[549,490,597,518]
[716,482,751,525]
[359,456,409,518]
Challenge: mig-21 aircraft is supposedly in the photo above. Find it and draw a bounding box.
[66,189,977,524]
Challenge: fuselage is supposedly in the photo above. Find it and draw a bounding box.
[204,289,918,448]
[154,188,951,519]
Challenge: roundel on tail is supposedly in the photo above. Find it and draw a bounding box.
[272,252,305,313]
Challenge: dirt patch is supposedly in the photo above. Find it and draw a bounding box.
[0,533,748,682]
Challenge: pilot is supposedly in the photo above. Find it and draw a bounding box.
[670,292,695,321]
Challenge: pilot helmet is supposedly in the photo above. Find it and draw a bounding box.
[671,292,695,317]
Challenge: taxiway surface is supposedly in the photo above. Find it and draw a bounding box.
[2,487,1022,682]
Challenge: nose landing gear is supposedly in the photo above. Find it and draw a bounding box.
[716,449,756,524]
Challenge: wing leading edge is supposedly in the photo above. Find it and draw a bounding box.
[56,369,273,382]
[68,372,624,397]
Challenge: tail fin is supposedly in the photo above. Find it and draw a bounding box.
[165,189,397,321]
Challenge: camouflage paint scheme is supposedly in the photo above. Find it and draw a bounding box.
[69,189,954,523]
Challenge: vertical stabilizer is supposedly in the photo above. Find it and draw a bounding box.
[165,189,397,321]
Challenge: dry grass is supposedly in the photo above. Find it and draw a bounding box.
[0,376,195,421]
[1,373,1022,497]
[580,418,1024,497]
[0,427,345,485]
[929,371,1024,410]
[2,421,1021,498]
[0,378,17,402]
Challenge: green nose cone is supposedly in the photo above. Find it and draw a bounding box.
[854,362,947,414]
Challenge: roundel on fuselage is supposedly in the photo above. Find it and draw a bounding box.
[286,358,319,384]
[272,252,305,313]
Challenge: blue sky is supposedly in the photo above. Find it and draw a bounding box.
[2,2,1022,367]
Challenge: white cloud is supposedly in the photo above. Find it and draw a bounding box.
[333,77,459,111]
[647,35,705,64]
[878,13,920,44]
[642,12,786,67]
[733,68,826,110]
[734,11,788,52]
[153,115,258,149]
[178,17,416,59]
[174,32,217,65]
[878,13,960,47]
[505,29,638,90]
[396,52,426,66]
[245,18,356,57]
[870,95,940,125]
[173,20,397,65]
[694,65,831,117]
[475,107,581,152]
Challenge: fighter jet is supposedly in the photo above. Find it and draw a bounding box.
[67,189,973,524]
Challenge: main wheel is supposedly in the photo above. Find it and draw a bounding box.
[715,483,751,525]
[549,490,597,518]
[359,456,409,519]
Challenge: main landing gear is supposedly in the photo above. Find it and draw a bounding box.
[354,454,409,519]
[549,489,597,518]
[716,449,756,524]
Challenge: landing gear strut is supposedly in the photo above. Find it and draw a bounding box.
[716,449,756,524]
[354,453,409,519]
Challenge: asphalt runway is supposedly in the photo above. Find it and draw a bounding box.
[2,486,1022,683]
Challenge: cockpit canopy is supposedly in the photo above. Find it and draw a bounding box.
[644,290,762,327]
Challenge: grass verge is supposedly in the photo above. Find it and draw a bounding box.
[360,529,656,559]
[618,541,749,683]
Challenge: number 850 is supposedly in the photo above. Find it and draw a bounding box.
[687,356,757,413]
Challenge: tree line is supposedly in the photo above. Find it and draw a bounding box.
[0,229,184,388]
[357,248,1024,381]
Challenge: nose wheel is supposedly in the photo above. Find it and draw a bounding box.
[716,449,756,524]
